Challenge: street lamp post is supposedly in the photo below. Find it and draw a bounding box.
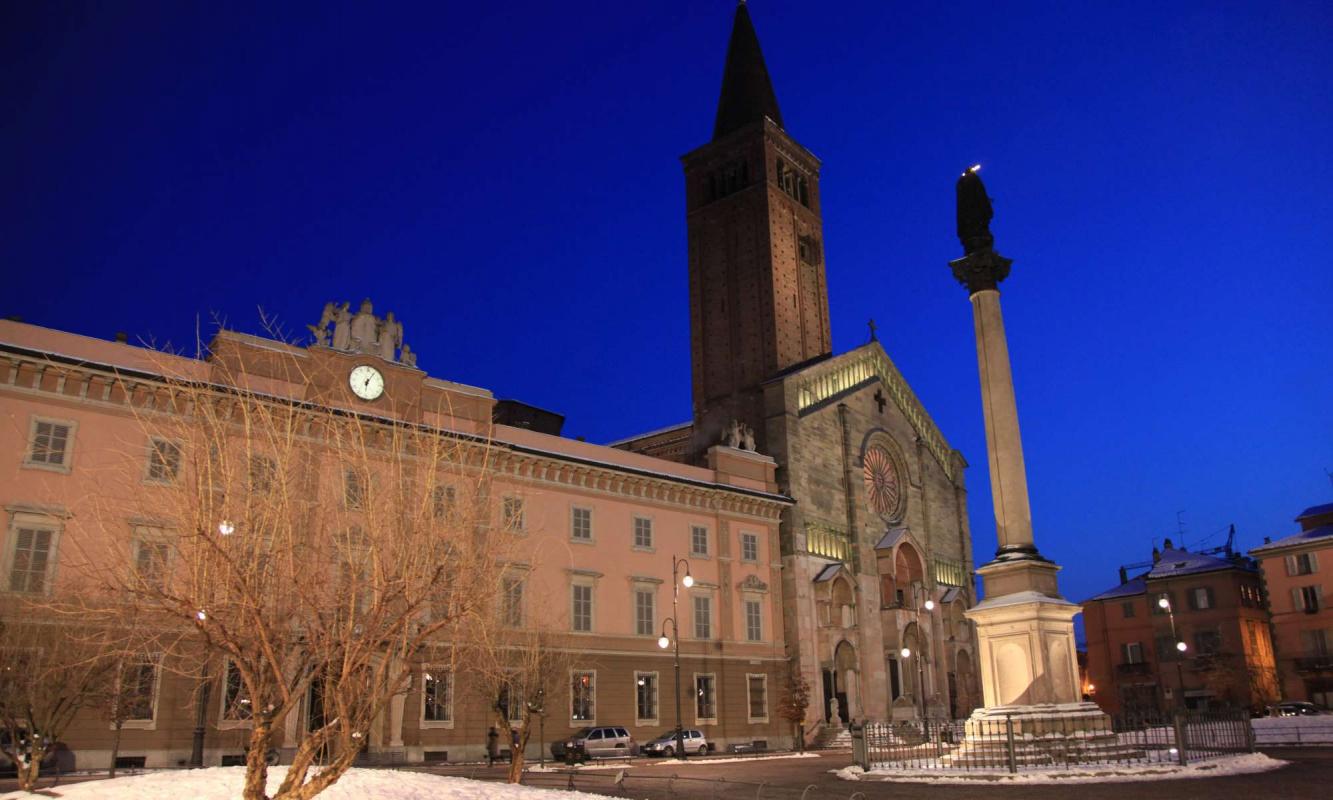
[898,583,936,720]
[1157,596,1188,708]
[657,556,693,760]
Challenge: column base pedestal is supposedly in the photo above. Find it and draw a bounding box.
[943,702,1141,767]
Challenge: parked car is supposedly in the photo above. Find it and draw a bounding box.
[550,726,636,760]
[1271,701,1327,716]
[640,728,711,757]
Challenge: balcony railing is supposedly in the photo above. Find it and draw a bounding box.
[1115,662,1152,676]
[1294,656,1333,673]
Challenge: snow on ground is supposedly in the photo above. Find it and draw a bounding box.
[1252,716,1333,745]
[840,753,1286,784]
[636,752,821,766]
[0,766,606,800]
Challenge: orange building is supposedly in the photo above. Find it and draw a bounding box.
[1250,503,1333,708]
[1083,540,1277,716]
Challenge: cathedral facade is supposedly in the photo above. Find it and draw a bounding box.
[616,4,981,728]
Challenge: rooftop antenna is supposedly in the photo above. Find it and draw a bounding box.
[1176,510,1187,549]
[1325,467,1332,492]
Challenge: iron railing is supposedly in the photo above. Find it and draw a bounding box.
[855,708,1253,773]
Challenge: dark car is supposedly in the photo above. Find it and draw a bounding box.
[1271,701,1326,716]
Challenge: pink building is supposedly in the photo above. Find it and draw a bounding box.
[0,317,792,767]
[1251,503,1333,708]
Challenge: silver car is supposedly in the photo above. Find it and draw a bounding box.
[550,726,636,760]
[640,728,711,757]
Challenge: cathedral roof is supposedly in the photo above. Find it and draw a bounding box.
[713,2,784,140]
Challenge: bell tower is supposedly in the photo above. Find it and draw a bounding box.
[684,2,832,460]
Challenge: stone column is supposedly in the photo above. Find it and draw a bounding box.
[949,169,1085,712]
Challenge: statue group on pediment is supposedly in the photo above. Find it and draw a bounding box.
[308,299,418,367]
[722,419,757,452]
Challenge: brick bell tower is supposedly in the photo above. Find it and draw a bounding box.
[684,2,832,461]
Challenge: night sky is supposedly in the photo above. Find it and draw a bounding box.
[4,1,1331,613]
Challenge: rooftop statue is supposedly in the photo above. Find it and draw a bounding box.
[309,299,416,366]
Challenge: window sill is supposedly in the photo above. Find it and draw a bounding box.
[22,461,71,475]
[570,537,596,546]
[694,719,718,727]
[112,720,157,731]
[636,718,660,728]
[632,546,656,554]
[420,720,455,730]
[747,716,769,725]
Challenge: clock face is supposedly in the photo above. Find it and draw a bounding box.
[863,445,902,519]
[349,365,385,401]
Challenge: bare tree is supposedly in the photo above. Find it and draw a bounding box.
[468,614,573,782]
[0,611,119,792]
[70,337,516,800]
[776,664,811,752]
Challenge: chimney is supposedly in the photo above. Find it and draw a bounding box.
[1163,537,1174,551]
[1118,566,1128,585]
[1263,536,1271,544]
[1152,546,1161,563]
[114,332,128,343]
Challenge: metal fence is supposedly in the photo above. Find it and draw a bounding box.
[855,708,1253,773]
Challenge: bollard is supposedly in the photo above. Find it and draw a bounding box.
[1004,714,1018,774]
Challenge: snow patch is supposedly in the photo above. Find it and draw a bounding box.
[846,753,1286,784]
[0,766,607,800]
[637,752,821,766]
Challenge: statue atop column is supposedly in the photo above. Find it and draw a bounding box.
[307,299,417,367]
[949,165,1011,295]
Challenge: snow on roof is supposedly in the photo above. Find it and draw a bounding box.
[1143,546,1249,579]
[813,562,845,583]
[1087,574,1147,602]
[1251,524,1333,555]
[1297,502,1333,521]
[874,527,908,551]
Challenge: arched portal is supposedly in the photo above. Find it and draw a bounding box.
[823,640,858,724]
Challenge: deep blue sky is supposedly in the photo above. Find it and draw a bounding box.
[4,1,1331,610]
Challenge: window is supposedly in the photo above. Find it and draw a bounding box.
[747,674,768,722]
[1151,592,1174,614]
[1155,635,1182,661]
[1303,629,1330,657]
[693,595,712,639]
[1294,585,1323,613]
[571,507,593,542]
[1188,587,1214,611]
[1193,629,1223,655]
[690,525,709,557]
[1287,552,1319,576]
[633,516,653,549]
[132,536,170,592]
[1120,642,1144,664]
[694,674,716,722]
[572,583,593,632]
[119,657,159,724]
[344,469,367,509]
[422,668,453,724]
[798,235,822,266]
[634,589,655,636]
[635,672,658,723]
[502,497,525,531]
[498,678,524,722]
[740,532,759,562]
[1240,583,1261,608]
[571,671,595,722]
[1121,601,1136,619]
[146,438,181,483]
[502,576,524,627]
[222,660,252,721]
[8,524,57,594]
[25,418,74,471]
[744,599,762,642]
[432,485,455,519]
[248,455,276,495]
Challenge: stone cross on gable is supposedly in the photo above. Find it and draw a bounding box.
[307,299,419,368]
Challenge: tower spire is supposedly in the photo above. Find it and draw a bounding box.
[713,2,783,140]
